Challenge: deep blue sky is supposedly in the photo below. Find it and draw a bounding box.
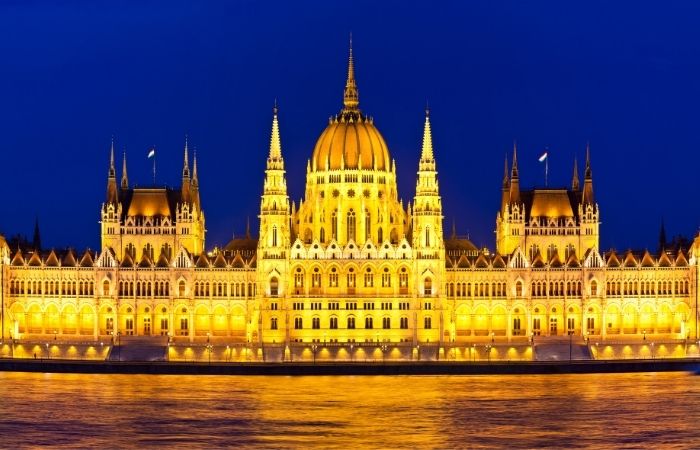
[1,1,699,252]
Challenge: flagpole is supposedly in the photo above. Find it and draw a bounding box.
[545,156,548,187]
[153,147,156,185]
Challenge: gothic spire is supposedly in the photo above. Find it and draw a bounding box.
[342,34,359,112]
[571,155,580,191]
[582,143,595,205]
[192,150,199,186]
[33,216,41,252]
[121,151,129,189]
[108,137,116,179]
[509,142,521,205]
[182,135,191,180]
[659,218,667,253]
[268,101,283,163]
[502,154,509,189]
[420,107,434,163]
[106,138,118,204]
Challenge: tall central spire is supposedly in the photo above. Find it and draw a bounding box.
[420,107,435,167]
[342,34,359,112]
[182,136,191,180]
[268,101,283,163]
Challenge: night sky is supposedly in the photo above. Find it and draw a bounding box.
[2,1,699,252]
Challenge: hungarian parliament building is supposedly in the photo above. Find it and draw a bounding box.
[1,46,698,348]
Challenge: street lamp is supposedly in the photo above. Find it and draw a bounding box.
[117,331,121,361]
[350,343,354,362]
[54,330,57,341]
[416,344,420,361]
[45,343,49,360]
[381,344,388,363]
[643,329,646,341]
[491,332,495,344]
[312,344,318,364]
[206,343,212,364]
[226,345,230,362]
[486,344,491,362]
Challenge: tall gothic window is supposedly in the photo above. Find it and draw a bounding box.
[272,226,278,247]
[365,209,371,241]
[331,210,338,239]
[378,227,383,244]
[320,227,326,243]
[347,209,356,242]
[425,226,431,247]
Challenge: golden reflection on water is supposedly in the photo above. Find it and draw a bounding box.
[0,372,699,448]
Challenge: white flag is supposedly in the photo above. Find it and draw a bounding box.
[147,148,155,158]
[538,152,548,162]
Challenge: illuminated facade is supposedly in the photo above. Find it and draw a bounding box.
[0,45,698,353]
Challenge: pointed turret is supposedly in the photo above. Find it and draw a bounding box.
[501,154,510,211]
[342,35,359,113]
[571,156,580,191]
[32,216,41,252]
[181,136,191,204]
[267,101,284,169]
[121,151,129,189]
[659,218,667,254]
[259,101,290,256]
[509,142,521,205]
[413,107,443,257]
[582,144,594,205]
[191,151,201,209]
[106,138,118,204]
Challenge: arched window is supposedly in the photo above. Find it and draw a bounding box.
[331,210,338,239]
[294,317,303,329]
[330,316,338,329]
[424,277,433,295]
[347,316,356,329]
[424,316,432,329]
[270,277,279,296]
[365,316,373,329]
[144,243,154,260]
[271,317,278,330]
[516,280,523,297]
[320,227,326,243]
[347,209,356,242]
[272,226,278,247]
[312,317,320,329]
[103,280,110,296]
[590,280,598,296]
[382,317,391,329]
[365,209,371,241]
[378,227,383,243]
[425,226,431,247]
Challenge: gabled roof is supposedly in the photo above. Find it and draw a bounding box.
[62,249,77,267]
[492,253,506,269]
[606,251,620,267]
[213,252,227,268]
[27,251,43,267]
[11,250,25,266]
[195,253,210,268]
[79,250,94,267]
[622,251,637,267]
[640,250,655,267]
[120,252,134,268]
[658,251,672,267]
[566,252,580,267]
[549,251,563,268]
[138,253,153,268]
[45,250,60,267]
[675,250,688,267]
[531,251,546,268]
[156,251,170,268]
[231,252,246,269]
[457,254,470,269]
[474,252,489,268]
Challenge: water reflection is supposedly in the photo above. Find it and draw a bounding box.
[0,372,698,448]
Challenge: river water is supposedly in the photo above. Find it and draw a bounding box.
[0,371,698,448]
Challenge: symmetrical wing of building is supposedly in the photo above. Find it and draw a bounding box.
[0,45,698,346]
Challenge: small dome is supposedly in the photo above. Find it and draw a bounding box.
[445,237,479,253]
[312,115,390,171]
[224,236,258,253]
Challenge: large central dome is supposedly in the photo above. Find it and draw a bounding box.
[311,43,391,172]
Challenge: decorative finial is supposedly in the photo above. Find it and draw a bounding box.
[420,107,434,162]
[502,154,509,188]
[342,34,359,112]
[182,135,190,179]
[511,140,519,178]
[268,100,282,161]
[273,98,278,115]
[121,150,129,189]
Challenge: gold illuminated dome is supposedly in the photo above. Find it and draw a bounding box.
[311,41,391,172]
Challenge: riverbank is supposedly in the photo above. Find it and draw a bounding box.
[0,357,698,375]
